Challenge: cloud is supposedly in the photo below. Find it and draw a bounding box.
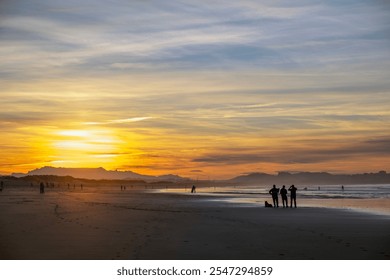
[0,0,389,176]
[1,0,389,80]
[83,117,153,126]
[192,137,390,165]
[190,170,203,173]
[109,117,153,124]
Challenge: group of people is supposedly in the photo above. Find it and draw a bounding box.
[268,184,297,208]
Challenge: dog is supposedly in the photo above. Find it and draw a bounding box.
[265,201,273,208]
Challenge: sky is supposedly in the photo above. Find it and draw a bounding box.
[1,0,389,179]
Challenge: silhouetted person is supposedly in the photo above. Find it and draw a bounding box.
[280,185,288,208]
[269,185,279,207]
[0,181,3,192]
[40,182,45,194]
[289,185,297,208]
[341,185,344,191]
[191,185,196,193]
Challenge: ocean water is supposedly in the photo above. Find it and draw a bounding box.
[295,184,390,199]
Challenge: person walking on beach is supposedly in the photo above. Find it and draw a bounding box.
[191,185,196,193]
[280,185,288,208]
[289,185,297,208]
[40,182,45,194]
[269,185,279,207]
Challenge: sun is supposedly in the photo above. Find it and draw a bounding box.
[51,128,121,168]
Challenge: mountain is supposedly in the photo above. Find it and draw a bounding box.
[229,171,390,185]
[229,172,274,184]
[12,166,188,182]
[10,167,390,185]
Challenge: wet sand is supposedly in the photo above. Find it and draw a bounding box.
[0,188,389,259]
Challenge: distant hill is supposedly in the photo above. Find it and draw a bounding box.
[229,171,390,185]
[10,167,390,185]
[12,166,188,182]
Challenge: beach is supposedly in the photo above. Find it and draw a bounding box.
[0,186,389,260]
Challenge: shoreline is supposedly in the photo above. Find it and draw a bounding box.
[0,188,389,260]
[156,188,390,217]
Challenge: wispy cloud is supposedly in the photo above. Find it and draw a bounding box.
[2,0,389,78]
[0,0,389,177]
[192,137,390,165]
[84,117,153,126]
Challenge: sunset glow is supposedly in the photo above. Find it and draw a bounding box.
[1,0,389,179]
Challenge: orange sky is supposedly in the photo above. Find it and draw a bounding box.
[1,1,389,179]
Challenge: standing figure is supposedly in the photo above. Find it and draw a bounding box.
[0,181,3,192]
[280,185,288,208]
[269,185,280,207]
[40,182,45,194]
[191,185,196,193]
[288,185,297,208]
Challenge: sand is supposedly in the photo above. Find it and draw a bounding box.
[0,187,389,260]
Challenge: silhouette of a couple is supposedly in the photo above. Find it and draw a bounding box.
[268,184,297,208]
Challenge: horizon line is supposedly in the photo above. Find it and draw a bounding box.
[2,165,388,179]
